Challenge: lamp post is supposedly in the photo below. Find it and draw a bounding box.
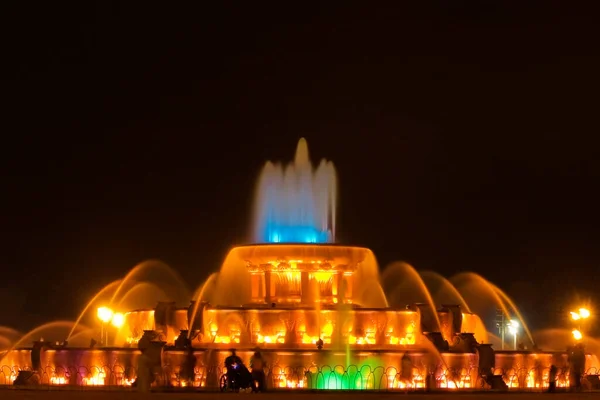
[97,307,113,346]
[97,308,126,346]
[570,307,590,343]
[507,320,519,350]
[570,308,590,330]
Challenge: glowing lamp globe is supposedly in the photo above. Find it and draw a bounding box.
[97,307,113,323]
[111,312,125,328]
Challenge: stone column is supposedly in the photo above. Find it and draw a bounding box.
[334,272,342,304]
[344,273,353,303]
[301,271,310,304]
[264,270,272,304]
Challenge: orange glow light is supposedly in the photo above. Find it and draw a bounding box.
[579,308,591,319]
[111,312,125,328]
[97,307,113,323]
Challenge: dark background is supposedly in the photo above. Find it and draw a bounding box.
[1,3,599,336]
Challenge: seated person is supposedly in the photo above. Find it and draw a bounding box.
[225,349,243,369]
[224,349,250,388]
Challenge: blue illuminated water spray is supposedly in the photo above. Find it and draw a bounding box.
[252,138,337,244]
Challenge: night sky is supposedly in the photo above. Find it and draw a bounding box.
[2,3,599,335]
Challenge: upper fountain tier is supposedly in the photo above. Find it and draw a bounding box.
[225,243,375,306]
[237,243,370,272]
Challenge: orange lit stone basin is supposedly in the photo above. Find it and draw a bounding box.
[2,346,589,390]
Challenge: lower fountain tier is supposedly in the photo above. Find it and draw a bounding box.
[1,347,590,390]
[124,304,487,348]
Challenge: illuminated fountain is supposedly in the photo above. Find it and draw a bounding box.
[1,138,599,391]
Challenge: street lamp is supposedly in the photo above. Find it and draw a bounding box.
[570,307,591,333]
[507,320,519,350]
[97,307,113,345]
[572,329,583,341]
[570,308,590,321]
[97,306,113,323]
[578,308,590,319]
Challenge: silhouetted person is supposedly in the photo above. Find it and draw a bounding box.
[250,350,266,392]
[548,365,557,393]
[316,338,323,350]
[225,349,243,369]
[224,349,244,389]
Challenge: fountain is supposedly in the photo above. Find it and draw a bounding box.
[1,138,598,391]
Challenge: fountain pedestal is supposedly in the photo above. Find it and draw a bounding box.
[137,330,166,392]
[477,343,495,375]
[30,341,46,373]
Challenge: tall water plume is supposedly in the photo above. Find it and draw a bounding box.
[252,138,337,243]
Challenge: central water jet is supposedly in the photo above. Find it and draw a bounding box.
[252,138,337,244]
